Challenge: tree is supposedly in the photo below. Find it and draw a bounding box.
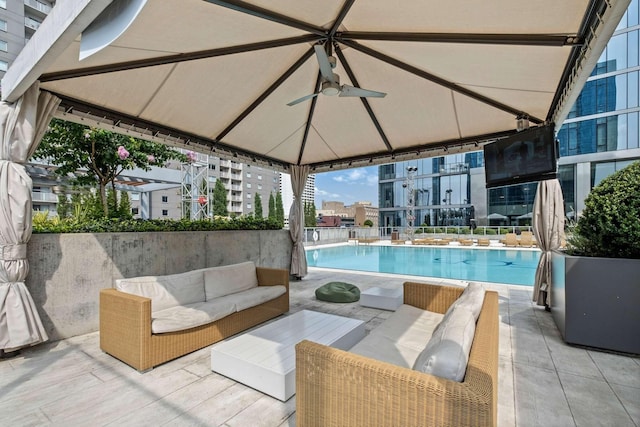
[268,192,276,219]
[118,191,133,219]
[254,193,263,218]
[33,118,187,217]
[107,187,119,218]
[275,192,285,226]
[56,194,71,218]
[212,179,228,216]
[364,219,373,227]
[304,201,317,227]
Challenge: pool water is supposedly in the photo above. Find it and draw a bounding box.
[306,245,541,286]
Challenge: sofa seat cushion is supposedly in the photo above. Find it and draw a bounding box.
[349,304,444,368]
[226,285,287,311]
[204,261,259,300]
[412,306,476,382]
[116,269,205,312]
[151,297,238,334]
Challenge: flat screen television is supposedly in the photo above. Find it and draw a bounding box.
[483,124,557,188]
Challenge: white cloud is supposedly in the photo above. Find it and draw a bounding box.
[314,187,341,198]
[332,168,377,185]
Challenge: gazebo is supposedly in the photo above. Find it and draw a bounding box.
[0,0,629,352]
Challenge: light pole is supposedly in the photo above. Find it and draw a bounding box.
[403,166,418,242]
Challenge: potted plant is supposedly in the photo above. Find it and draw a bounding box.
[551,161,640,354]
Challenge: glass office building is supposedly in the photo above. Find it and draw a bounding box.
[380,0,640,227]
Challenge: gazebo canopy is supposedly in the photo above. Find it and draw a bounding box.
[1,0,629,173]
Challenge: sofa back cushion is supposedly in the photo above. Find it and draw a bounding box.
[412,306,476,382]
[115,269,205,312]
[204,261,259,300]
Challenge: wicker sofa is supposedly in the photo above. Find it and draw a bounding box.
[100,262,289,371]
[296,281,499,427]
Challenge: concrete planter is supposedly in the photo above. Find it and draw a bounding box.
[551,250,640,354]
[26,230,292,342]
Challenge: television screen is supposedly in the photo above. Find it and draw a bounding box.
[484,124,557,188]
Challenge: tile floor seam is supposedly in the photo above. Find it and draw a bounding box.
[587,352,640,427]
[540,308,578,427]
[506,288,518,426]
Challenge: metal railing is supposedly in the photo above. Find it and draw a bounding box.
[302,225,534,246]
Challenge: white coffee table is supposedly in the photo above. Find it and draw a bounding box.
[210,310,365,401]
[360,287,403,310]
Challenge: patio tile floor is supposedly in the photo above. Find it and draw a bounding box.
[1,268,638,426]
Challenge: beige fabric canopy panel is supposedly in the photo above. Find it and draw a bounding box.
[1,0,630,173]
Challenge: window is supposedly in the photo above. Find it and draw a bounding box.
[0,0,6,9]
[0,19,7,32]
[0,61,7,72]
[131,208,139,215]
[257,184,262,190]
[161,196,168,203]
[247,203,252,209]
[258,175,262,180]
[246,172,251,178]
[0,40,6,52]
[246,183,252,189]
[162,209,168,216]
[247,193,252,199]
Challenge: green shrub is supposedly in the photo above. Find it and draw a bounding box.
[32,216,284,234]
[484,228,497,235]
[567,161,640,259]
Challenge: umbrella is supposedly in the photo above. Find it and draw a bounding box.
[532,179,565,308]
[487,213,507,220]
[0,83,58,354]
[517,212,533,219]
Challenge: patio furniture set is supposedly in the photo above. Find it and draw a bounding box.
[99,261,498,426]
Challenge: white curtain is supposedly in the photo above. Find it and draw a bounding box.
[0,82,60,351]
[288,165,309,278]
[532,179,565,307]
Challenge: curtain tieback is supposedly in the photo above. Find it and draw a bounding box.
[0,244,27,260]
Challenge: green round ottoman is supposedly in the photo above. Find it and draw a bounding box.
[315,282,360,303]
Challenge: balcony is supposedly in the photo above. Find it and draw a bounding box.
[31,191,58,203]
[24,16,42,31]
[24,0,52,16]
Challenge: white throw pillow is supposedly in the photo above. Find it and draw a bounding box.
[412,306,476,382]
[204,261,259,300]
[450,281,485,321]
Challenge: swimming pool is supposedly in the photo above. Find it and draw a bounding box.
[306,245,540,286]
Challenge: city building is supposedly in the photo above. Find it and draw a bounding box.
[318,201,379,227]
[280,173,315,226]
[380,0,640,229]
[0,0,54,79]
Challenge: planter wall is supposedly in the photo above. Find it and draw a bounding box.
[551,250,640,354]
[26,230,292,342]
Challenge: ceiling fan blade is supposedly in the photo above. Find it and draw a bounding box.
[287,92,320,106]
[339,85,387,98]
[314,44,336,83]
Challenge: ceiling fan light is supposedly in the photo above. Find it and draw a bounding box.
[321,81,340,96]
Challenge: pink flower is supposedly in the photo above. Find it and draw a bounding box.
[186,151,197,163]
[117,146,130,160]
[147,154,155,163]
[84,132,91,139]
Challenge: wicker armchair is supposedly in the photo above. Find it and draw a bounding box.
[296,282,499,427]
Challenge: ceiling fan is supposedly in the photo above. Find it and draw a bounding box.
[287,44,387,106]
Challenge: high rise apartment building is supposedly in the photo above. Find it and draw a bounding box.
[279,173,315,225]
[0,0,54,79]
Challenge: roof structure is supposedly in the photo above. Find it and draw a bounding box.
[1,0,630,173]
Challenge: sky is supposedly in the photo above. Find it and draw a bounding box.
[314,165,379,208]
